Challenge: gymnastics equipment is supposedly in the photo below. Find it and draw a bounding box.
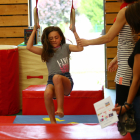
[18,44,48,109]
[33,0,39,29]
[0,123,132,140]
[0,45,20,115]
[22,85,104,115]
[70,0,75,32]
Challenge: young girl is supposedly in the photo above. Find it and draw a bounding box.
[27,25,83,124]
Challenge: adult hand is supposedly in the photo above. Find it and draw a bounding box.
[112,104,127,115]
[108,60,118,72]
[80,39,90,47]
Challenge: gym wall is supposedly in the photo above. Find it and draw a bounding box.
[0,0,28,46]
[105,0,121,89]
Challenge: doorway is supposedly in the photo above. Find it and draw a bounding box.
[30,0,105,90]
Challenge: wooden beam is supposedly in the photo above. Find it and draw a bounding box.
[0,5,28,15]
[0,16,28,26]
[0,38,24,45]
[107,71,116,80]
[105,14,117,24]
[0,27,28,37]
[105,2,121,13]
[106,47,117,58]
[0,0,28,4]
[107,80,116,89]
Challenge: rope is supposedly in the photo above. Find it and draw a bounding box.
[72,0,74,9]
[36,0,38,8]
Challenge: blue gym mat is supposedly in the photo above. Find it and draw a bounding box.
[13,115,98,124]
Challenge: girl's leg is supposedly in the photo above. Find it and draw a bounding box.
[44,84,56,124]
[53,74,71,118]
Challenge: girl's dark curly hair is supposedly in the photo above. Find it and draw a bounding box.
[41,26,66,62]
[125,1,140,34]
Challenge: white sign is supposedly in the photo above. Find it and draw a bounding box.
[94,96,118,128]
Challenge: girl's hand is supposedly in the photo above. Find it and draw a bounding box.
[34,23,40,31]
[77,38,82,46]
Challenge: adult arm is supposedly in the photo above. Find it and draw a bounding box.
[81,8,126,46]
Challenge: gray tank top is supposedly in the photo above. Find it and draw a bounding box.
[46,44,70,76]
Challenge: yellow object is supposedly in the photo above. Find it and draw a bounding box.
[43,117,65,122]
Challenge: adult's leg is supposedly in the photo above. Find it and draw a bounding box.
[44,84,56,124]
[53,74,72,118]
[116,84,130,136]
[130,96,140,140]
[116,84,130,105]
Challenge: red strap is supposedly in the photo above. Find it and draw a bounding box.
[72,0,74,9]
[36,0,38,7]
[27,76,43,79]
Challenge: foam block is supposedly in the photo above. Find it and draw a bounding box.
[22,85,104,115]
[0,123,132,140]
[0,46,20,115]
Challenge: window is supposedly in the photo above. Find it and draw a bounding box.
[29,0,105,90]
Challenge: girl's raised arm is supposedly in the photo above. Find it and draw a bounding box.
[26,26,42,55]
[69,26,84,52]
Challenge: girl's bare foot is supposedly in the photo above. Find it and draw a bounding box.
[55,111,64,118]
[51,121,57,124]
[50,117,56,124]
